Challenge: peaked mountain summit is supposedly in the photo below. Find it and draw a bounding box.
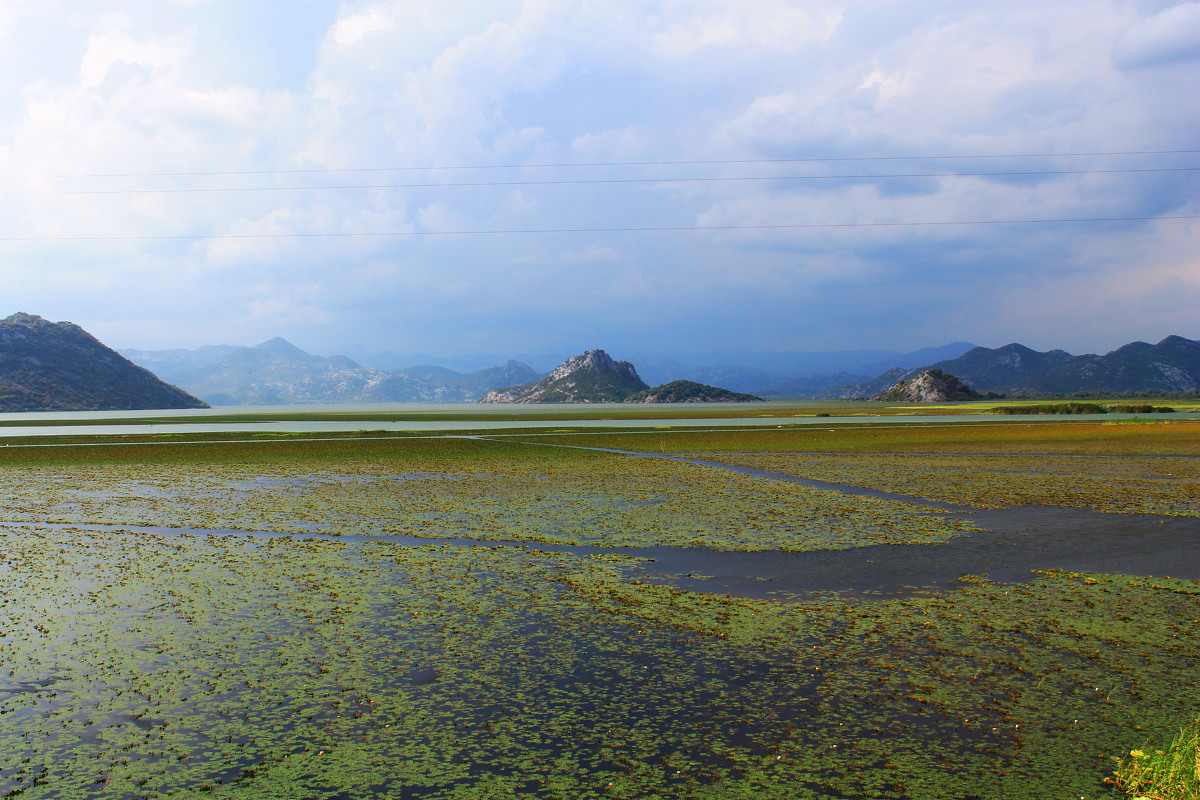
[479,349,648,403]
[478,350,765,404]
[872,369,980,402]
[0,313,207,411]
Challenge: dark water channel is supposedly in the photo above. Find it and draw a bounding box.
[620,452,1200,597]
[8,501,1197,601]
[630,505,1200,598]
[5,443,1196,600]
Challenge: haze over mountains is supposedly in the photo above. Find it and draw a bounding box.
[2,312,1193,411]
[121,334,1200,406]
[124,339,986,405]
[123,338,543,405]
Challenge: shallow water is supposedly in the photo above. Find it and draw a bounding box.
[633,505,1200,597]
[9,498,1195,600]
[3,442,1197,799]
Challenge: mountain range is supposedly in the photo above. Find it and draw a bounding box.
[124,339,985,404]
[118,332,1200,406]
[827,336,1200,398]
[124,338,543,405]
[0,313,206,411]
[7,310,1193,412]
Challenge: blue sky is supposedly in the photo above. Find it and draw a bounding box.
[1,0,1197,364]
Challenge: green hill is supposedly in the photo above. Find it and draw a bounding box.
[0,313,208,411]
[624,380,764,403]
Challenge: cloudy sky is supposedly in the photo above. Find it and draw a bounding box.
[1,0,1197,365]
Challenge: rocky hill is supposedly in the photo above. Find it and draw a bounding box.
[0,313,207,411]
[827,335,1200,398]
[871,369,980,402]
[624,380,765,403]
[124,341,543,405]
[479,349,648,403]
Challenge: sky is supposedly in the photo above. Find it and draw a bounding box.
[0,0,1197,365]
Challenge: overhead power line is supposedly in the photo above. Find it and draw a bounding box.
[4,148,1198,181]
[5,167,1197,197]
[3,214,1195,242]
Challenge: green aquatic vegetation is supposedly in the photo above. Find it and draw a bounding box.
[3,518,1199,799]
[542,418,1200,456]
[1112,714,1200,799]
[707,453,1200,516]
[2,424,1199,798]
[0,453,975,551]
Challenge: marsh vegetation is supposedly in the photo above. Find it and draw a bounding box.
[0,414,1197,798]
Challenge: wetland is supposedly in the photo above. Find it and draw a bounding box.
[0,410,1197,798]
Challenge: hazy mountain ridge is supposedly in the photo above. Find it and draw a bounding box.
[631,342,978,396]
[123,341,544,405]
[0,313,207,411]
[827,336,1200,398]
[124,340,983,403]
[118,335,1200,405]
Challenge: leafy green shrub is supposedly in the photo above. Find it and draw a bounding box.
[1111,714,1200,799]
[992,402,1107,415]
[1105,404,1176,414]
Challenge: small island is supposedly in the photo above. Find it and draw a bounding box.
[478,349,763,403]
[624,379,764,404]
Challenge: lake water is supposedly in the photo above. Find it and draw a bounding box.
[0,402,1194,438]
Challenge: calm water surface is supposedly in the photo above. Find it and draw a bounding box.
[0,402,1194,438]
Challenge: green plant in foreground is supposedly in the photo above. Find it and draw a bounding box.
[1111,714,1200,799]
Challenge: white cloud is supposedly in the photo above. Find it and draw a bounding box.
[329,5,393,47]
[0,1,1195,356]
[570,126,648,160]
[242,286,331,328]
[79,29,188,89]
[1113,2,1200,68]
[651,1,841,57]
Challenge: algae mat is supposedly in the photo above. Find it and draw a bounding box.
[1,433,1198,799]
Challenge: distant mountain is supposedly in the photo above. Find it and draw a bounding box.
[123,342,544,405]
[121,344,242,384]
[827,336,1200,397]
[634,342,978,381]
[759,371,874,399]
[629,342,978,397]
[0,313,207,411]
[162,338,364,405]
[479,349,649,403]
[624,380,765,403]
[871,369,980,402]
[854,342,980,378]
[632,358,780,394]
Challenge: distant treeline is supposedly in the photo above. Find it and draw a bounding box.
[992,402,1176,415]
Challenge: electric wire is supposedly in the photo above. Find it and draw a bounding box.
[3,148,1198,181]
[3,214,1195,242]
[4,167,1198,197]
